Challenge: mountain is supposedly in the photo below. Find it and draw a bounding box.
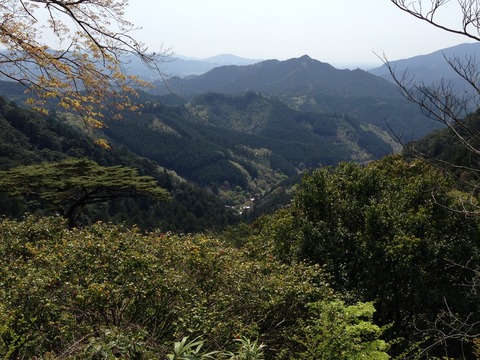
[201,54,263,66]
[104,92,394,194]
[150,55,439,138]
[122,53,262,79]
[369,42,480,91]
[152,55,399,98]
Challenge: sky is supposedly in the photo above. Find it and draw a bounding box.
[123,0,474,69]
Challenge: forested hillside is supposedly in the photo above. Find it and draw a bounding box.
[104,92,393,197]
[405,109,480,171]
[1,63,480,356]
[0,78,398,228]
[0,97,237,232]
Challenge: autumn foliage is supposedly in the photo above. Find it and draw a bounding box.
[0,0,166,143]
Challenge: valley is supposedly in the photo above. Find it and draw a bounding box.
[1,38,480,359]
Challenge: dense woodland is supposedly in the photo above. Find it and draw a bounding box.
[1,0,480,357]
[0,83,479,359]
[0,97,238,232]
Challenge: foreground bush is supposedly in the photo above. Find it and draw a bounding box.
[0,215,377,359]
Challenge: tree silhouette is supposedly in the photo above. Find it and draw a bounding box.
[0,158,169,227]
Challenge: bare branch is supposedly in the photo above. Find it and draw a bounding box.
[386,2,480,356]
[379,51,480,156]
[391,0,480,41]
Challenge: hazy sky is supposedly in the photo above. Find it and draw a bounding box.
[125,0,473,69]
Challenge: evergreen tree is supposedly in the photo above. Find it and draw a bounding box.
[0,158,169,227]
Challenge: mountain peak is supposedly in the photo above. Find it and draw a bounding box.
[203,54,263,66]
[298,54,313,60]
[151,53,400,101]
[287,55,317,64]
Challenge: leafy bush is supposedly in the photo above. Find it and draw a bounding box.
[166,336,266,360]
[294,300,389,360]
[0,215,335,358]
[167,336,218,360]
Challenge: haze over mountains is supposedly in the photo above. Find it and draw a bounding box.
[146,54,438,139]
[369,42,480,91]
[127,41,480,86]
[124,53,263,79]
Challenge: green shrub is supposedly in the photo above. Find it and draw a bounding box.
[0,216,333,358]
[294,300,390,360]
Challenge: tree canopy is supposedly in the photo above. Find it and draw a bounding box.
[257,155,480,358]
[0,215,357,359]
[0,158,169,227]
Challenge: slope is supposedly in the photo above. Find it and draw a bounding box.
[152,55,398,98]
[369,42,480,93]
[404,109,480,171]
[104,92,393,204]
[151,55,439,138]
[0,96,237,232]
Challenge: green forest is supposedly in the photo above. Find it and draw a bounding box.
[4,0,480,358]
[0,90,480,359]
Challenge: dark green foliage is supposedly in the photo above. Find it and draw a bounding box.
[0,96,237,232]
[0,85,396,229]
[105,92,389,219]
[0,158,170,227]
[269,154,297,177]
[297,91,440,140]
[259,155,480,357]
[0,98,110,169]
[105,93,392,188]
[405,109,480,183]
[159,182,237,233]
[196,160,248,188]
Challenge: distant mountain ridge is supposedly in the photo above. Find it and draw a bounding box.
[149,55,439,139]
[152,55,399,98]
[369,42,480,90]
[194,54,263,66]
[0,50,444,140]
[123,53,262,79]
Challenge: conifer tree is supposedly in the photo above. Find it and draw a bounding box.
[0,158,169,227]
